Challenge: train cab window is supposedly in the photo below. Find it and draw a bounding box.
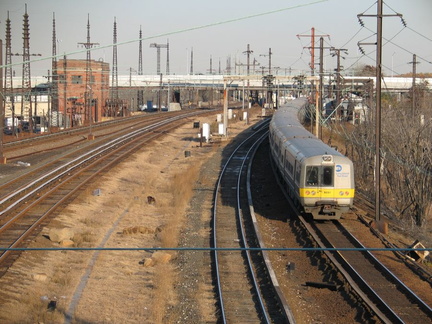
[306,166,319,186]
[322,166,333,186]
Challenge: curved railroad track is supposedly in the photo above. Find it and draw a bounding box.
[0,110,212,276]
[212,120,292,323]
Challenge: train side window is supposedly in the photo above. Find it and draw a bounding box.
[322,166,333,186]
[306,166,318,186]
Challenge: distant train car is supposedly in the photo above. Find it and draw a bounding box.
[269,98,355,220]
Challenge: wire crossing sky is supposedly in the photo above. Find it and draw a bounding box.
[1,0,431,76]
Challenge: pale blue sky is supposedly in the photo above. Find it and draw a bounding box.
[1,0,431,77]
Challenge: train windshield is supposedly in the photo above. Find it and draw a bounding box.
[306,166,334,187]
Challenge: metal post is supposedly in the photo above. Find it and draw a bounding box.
[0,39,6,164]
[375,0,383,223]
[223,80,228,136]
[319,37,324,140]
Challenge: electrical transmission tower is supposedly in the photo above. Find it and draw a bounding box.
[21,4,32,120]
[150,41,169,75]
[111,17,118,102]
[4,11,14,126]
[51,13,58,119]
[137,26,144,109]
[11,5,41,132]
[78,15,99,125]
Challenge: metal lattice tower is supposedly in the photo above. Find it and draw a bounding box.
[51,12,58,113]
[21,4,32,118]
[111,17,118,101]
[137,26,143,109]
[78,15,99,122]
[4,12,13,96]
[138,26,143,75]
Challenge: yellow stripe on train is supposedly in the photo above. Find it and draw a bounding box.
[299,188,355,198]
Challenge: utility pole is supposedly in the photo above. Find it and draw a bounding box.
[308,38,332,136]
[243,44,253,86]
[259,48,272,75]
[318,37,324,139]
[63,55,67,129]
[190,47,194,75]
[330,47,348,113]
[297,27,329,76]
[209,55,213,75]
[297,28,329,134]
[78,14,99,138]
[358,0,405,228]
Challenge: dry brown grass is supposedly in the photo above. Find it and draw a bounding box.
[148,160,204,323]
[52,268,72,287]
[73,231,96,247]
[4,287,65,323]
[150,263,177,323]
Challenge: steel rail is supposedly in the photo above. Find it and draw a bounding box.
[246,135,296,324]
[236,129,271,324]
[298,216,398,324]
[0,115,195,265]
[340,223,432,316]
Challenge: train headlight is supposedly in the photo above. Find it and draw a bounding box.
[322,155,333,162]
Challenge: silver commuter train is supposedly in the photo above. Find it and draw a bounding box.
[269,98,355,219]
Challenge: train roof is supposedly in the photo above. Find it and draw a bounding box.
[271,99,344,160]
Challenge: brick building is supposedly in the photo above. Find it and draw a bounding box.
[56,59,109,126]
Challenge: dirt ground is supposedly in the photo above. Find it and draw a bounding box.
[0,106,430,323]
[0,108,264,324]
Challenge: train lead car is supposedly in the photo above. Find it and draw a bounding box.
[269,98,355,220]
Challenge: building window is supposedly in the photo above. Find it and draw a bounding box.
[72,75,83,84]
[58,74,66,84]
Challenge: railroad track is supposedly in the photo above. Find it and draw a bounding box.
[0,110,211,276]
[299,217,432,323]
[1,111,194,161]
[212,120,292,323]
